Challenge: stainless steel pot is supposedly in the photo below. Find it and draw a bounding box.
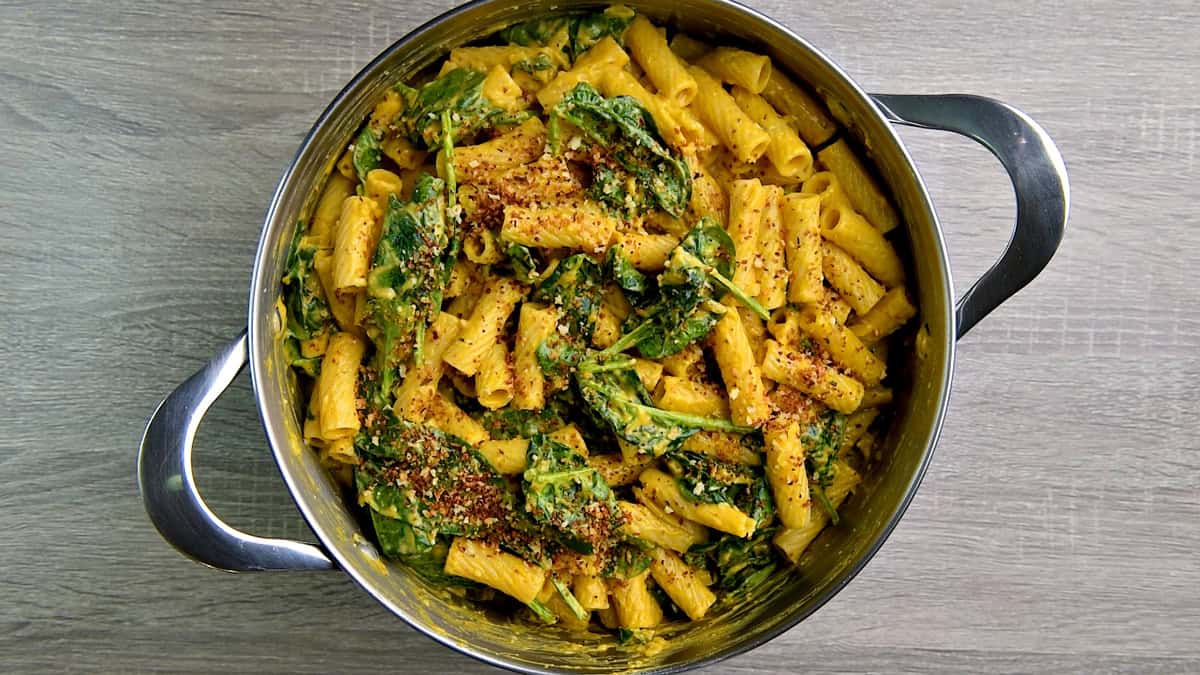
[139,0,1068,671]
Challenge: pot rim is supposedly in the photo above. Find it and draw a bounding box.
[247,0,955,671]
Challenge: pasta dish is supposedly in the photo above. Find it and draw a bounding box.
[279,5,917,641]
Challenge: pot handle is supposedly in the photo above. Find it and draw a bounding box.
[138,329,335,571]
[870,94,1069,339]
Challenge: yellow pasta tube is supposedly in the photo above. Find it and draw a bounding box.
[381,135,426,171]
[364,168,404,214]
[818,139,900,233]
[463,229,505,265]
[330,196,380,295]
[447,44,566,75]
[536,36,630,108]
[608,570,663,629]
[658,343,705,378]
[443,117,546,186]
[822,242,885,315]
[625,15,697,106]
[393,312,463,422]
[649,548,716,620]
[317,332,367,440]
[591,302,622,350]
[774,461,860,563]
[477,438,528,475]
[501,200,618,253]
[655,376,729,418]
[309,173,356,250]
[727,178,768,296]
[425,393,490,445]
[548,424,589,457]
[687,66,769,163]
[620,501,706,553]
[313,250,359,332]
[767,307,804,349]
[820,204,905,287]
[615,231,679,272]
[761,339,864,414]
[369,90,403,133]
[512,303,559,410]
[861,386,894,408]
[794,305,886,384]
[632,358,663,392]
[840,408,880,456]
[710,300,771,427]
[573,575,609,611]
[698,47,771,93]
[756,186,788,310]
[731,87,814,179]
[325,437,356,466]
[443,276,527,376]
[482,64,527,112]
[802,171,853,213]
[760,69,837,147]
[764,418,811,529]
[687,161,728,222]
[476,342,515,409]
[824,288,854,324]
[681,431,760,466]
[639,468,757,538]
[444,538,546,604]
[848,286,918,344]
[781,192,824,304]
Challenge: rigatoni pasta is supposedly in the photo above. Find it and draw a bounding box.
[279,5,917,643]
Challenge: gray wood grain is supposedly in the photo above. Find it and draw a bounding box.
[2,0,1198,672]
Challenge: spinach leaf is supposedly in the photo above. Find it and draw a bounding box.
[664,450,774,529]
[529,253,605,340]
[366,174,454,398]
[605,245,651,306]
[572,358,753,457]
[352,125,382,183]
[803,410,848,524]
[683,527,779,596]
[478,404,567,440]
[604,219,768,359]
[394,68,526,149]
[500,6,634,59]
[605,541,653,579]
[355,412,521,558]
[281,220,332,376]
[549,82,691,217]
[522,433,621,554]
[504,243,541,284]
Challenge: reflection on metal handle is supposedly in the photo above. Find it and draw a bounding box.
[138,330,335,572]
[872,94,1069,339]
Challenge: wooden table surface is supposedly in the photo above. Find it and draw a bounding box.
[4,0,1198,672]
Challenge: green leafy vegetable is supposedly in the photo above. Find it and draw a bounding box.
[500,6,635,59]
[352,125,382,183]
[684,527,779,596]
[604,218,769,359]
[605,245,651,305]
[394,68,525,149]
[522,433,621,554]
[512,52,557,74]
[366,174,454,398]
[605,541,653,579]
[530,253,605,340]
[504,243,541,284]
[570,357,753,457]
[550,82,691,217]
[803,410,848,524]
[281,220,332,376]
[355,414,518,559]
[664,450,774,529]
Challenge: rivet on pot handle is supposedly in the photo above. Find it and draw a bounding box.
[139,330,335,571]
[871,94,1069,339]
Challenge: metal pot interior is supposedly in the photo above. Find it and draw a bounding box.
[248,0,954,671]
